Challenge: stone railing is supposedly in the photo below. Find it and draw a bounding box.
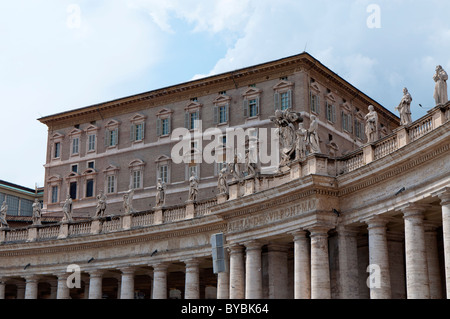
[374,134,398,160]
[341,150,365,174]
[0,197,221,244]
[408,116,434,142]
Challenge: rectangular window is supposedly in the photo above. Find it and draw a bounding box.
[71,164,78,173]
[106,129,118,147]
[161,118,170,135]
[355,120,365,140]
[310,92,320,114]
[159,165,168,184]
[189,112,199,130]
[132,170,141,189]
[248,99,259,117]
[342,112,353,133]
[72,137,79,155]
[88,134,96,151]
[188,165,198,180]
[70,182,77,199]
[51,186,58,203]
[132,123,144,142]
[219,105,228,123]
[326,102,336,123]
[6,195,19,216]
[20,199,33,217]
[87,161,95,169]
[86,179,94,198]
[280,92,291,110]
[54,142,61,158]
[107,175,115,194]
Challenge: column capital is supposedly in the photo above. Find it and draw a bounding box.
[151,262,170,272]
[244,240,263,251]
[266,243,289,253]
[88,269,105,278]
[23,275,40,283]
[432,187,450,205]
[307,225,331,237]
[119,267,136,275]
[182,258,200,267]
[336,224,360,236]
[363,215,392,229]
[228,243,245,254]
[289,229,308,240]
[398,202,431,216]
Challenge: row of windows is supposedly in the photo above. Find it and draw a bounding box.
[52,87,294,160]
[0,192,39,216]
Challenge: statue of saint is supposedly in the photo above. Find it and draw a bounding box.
[365,105,379,143]
[62,195,73,223]
[123,188,135,215]
[217,167,229,195]
[188,172,199,202]
[308,115,321,153]
[32,198,42,226]
[433,65,448,105]
[155,178,166,207]
[0,201,8,228]
[396,87,412,126]
[295,123,308,160]
[95,191,107,218]
[270,109,303,165]
[245,149,256,177]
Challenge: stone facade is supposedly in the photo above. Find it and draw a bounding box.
[0,53,448,299]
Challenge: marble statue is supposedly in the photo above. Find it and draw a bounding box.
[123,188,135,214]
[32,198,42,226]
[0,201,8,228]
[270,108,303,165]
[396,87,413,126]
[62,195,73,223]
[229,153,243,181]
[295,123,308,160]
[95,191,107,218]
[307,115,321,154]
[155,178,166,207]
[188,172,199,202]
[433,65,448,105]
[365,105,379,143]
[217,167,229,195]
[245,148,256,177]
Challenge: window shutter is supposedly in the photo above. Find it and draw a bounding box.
[105,129,110,147]
[141,122,145,140]
[225,104,229,122]
[309,91,313,111]
[288,89,292,109]
[243,99,248,118]
[213,105,218,124]
[168,116,172,134]
[317,96,320,114]
[130,124,136,141]
[115,128,119,145]
[156,118,162,137]
[332,105,336,123]
[185,112,189,129]
[256,97,260,115]
[274,92,280,110]
[341,112,345,130]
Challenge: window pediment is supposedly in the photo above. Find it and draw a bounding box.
[103,164,120,173]
[185,101,203,111]
[213,94,231,105]
[130,113,147,123]
[85,125,99,133]
[341,102,352,112]
[69,128,83,137]
[242,87,262,98]
[156,108,173,116]
[105,119,120,128]
[325,92,337,103]
[310,82,321,93]
[48,175,62,183]
[155,155,171,163]
[273,80,294,91]
[51,132,65,140]
[355,110,365,120]
[129,159,146,168]
[82,168,98,176]
[66,172,81,179]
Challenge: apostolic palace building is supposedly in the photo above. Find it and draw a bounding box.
[0,52,449,300]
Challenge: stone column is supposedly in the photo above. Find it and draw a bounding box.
[83,281,89,299]
[309,227,331,299]
[217,250,230,299]
[267,243,289,299]
[24,275,39,299]
[152,263,168,299]
[49,281,57,299]
[0,279,5,299]
[337,225,360,299]
[245,241,263,299]
[424,223,443,299]
[292,231,311,299]
[402,204,430,299]
[365,216,391,299]
[16,282,25,299]
[120,267,135,299]
[433,187,450,298]
[56,273,70,299]
[88,270,104,299]
[229,244,245,299]
[184,259,200,299]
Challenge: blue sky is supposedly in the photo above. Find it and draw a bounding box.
[1,0,449,188]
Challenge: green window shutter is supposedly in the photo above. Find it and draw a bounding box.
[130,124,136,141]
[213,105,219,124]
[105,129,110,147]
[256,97,260,115]
[168,116,172,134]
[274,92,280,110]
[156,118,161,137]
[243,99,248,118]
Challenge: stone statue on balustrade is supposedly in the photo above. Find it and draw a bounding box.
[32,198,42,226]
[229,152,243,182]
[270,108,303,166]
[396,87,412,126]
[307,115,322,154]
[62,195,73,223]
[123,188,135,215]
[0,201,8,228]
[188,171,199,202]
[95,191,107,218]
[365,105,379,143]
[155,178,166,207]
[217,167,229,195]
[295,123,308,160]
[433,65,448,106]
